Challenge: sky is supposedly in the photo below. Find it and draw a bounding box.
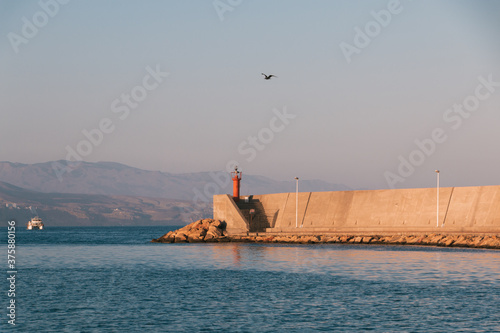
[1,0,500,190]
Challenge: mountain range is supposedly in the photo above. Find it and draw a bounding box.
[0,161,351,226]
[0,181,209,227]
[0,161,351,200]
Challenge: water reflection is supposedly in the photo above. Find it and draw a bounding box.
[17,243,500,285]
[207,244,500,284]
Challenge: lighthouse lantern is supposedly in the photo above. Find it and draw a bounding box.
[231,166,242,202]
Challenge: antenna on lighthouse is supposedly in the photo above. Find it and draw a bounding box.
[231,166,242,202]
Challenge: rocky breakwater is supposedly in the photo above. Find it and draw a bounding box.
[152,219,230,243]
[225,234,500,249]
[152,220,500,249]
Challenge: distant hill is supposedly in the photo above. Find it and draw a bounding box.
[0,181,210,227]
[0,161,351,201]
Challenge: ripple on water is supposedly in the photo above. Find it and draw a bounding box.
[4,228,500,332]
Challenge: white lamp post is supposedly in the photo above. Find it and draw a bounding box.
[295,177,299,228]
[435,170,440,227]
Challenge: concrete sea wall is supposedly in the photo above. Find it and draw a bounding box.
[213,185,500,235]
[152,219,500,249]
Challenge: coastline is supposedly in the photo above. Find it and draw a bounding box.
[152,219,500,250]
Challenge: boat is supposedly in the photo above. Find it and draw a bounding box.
[27,216,44,230]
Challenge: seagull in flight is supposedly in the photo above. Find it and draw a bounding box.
[261,73,277,80]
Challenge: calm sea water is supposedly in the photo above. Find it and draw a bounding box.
[2,226,500,332]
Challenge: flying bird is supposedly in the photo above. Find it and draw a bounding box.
[261,73,277,80]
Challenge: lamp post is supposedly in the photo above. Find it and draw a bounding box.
[435,170,440,227]
[295,177,299,228]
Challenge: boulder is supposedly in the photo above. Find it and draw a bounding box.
[300,236,319,244]
[477,236,498,249]
[152,231,175,243]
[187,229,207,243]
[208,225,223,237]
[452,235,469,247]
[429,235,445,245]
[174,233,188,243]
[339,236,350,243]
[187,228,207,240]
[324,236,339,243]
[362,236,373,243]
[441,237,455,247]
[471,236,484,247]
[388,235,405,244]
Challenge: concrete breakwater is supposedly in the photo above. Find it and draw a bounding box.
[214,185,500,235]
[152,219,500,249]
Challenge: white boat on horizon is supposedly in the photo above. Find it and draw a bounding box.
[27,216,44,230]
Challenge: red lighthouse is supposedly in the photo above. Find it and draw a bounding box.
[231,166,242,202]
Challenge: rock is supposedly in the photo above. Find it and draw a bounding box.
[339,236,350,243]
[200,220,211,229]
[477,236,498,249]
[153,223,500,249]
[452,235,467,245]
[208,225,222,236]
[152,231,175,243]
[441,237,455,247]
[206,229,222,240]
[324,236,339,243]
[238,237,255,243]
[378,236,391,243]
[301,236,319,244]
[405,236,417,244]
[362,236,373,243]
[149,219,228,243]
[203,232,215,241]
[187,229,206,242]
[174,233,187,243]
[429,235,445,245]
[353,236,363,243]
[491,237,500,249]
[190,221,202,230]
[471,236,484,247]
[187,228,207,239]
[388,235,405,244]
[211,220,222,228]
[273,236,289,243]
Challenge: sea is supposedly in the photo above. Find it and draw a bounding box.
[2,225,500,332]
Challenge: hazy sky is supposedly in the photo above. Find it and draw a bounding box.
[2,0,500,190]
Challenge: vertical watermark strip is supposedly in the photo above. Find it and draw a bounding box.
[6,220,17,326]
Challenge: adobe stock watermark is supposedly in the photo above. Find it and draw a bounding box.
[6,220,17,326]
[7,0,71,54]
[339,0,409,64]
[178,106,296,222]
[384,74,500,188]
[213,0,243,22]
[51,65,169,181]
